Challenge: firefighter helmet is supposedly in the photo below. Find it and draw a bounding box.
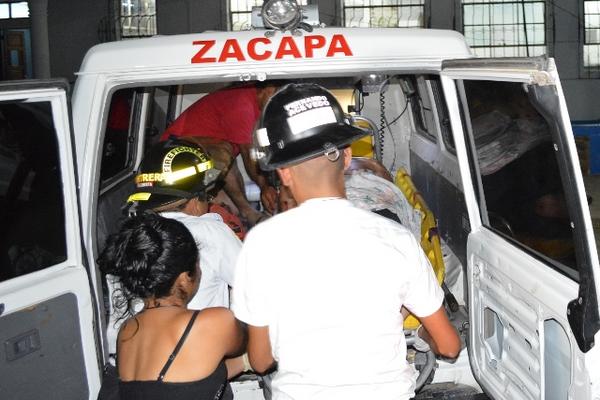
[253,83,369,170]
[127,140,221,212]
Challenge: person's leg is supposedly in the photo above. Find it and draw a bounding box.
[224,162,264,225]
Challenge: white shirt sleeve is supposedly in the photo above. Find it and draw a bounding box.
[232,231,270,327]
[401,234,444,318]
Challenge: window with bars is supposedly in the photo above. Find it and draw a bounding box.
[462,0,546,58]
[584,1,600,70]
[343,0,425,28]
[229,0,308,31]
[0,1,28,19]
[120,0,156,38]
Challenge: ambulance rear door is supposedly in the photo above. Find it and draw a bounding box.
[0,80,101,399]
[440,57,600,400]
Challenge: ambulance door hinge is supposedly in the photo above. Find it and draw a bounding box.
[531,71,554,86]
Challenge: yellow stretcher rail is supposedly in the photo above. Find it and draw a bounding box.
[395,168,445,330]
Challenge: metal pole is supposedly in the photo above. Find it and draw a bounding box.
[28,0,51,78]
[521,0,530,57]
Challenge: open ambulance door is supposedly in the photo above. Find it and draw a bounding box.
[0,80,101,399]
[440,58,600,400]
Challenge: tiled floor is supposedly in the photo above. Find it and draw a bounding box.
[583,174,600,256]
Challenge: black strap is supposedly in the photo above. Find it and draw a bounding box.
[157,310,201,381]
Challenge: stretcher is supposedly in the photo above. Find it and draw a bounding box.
[395,168,445,330]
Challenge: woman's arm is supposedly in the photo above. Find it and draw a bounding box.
[204,308,247,357]
[224,312,248,357]
[224,323,274,378]
[225,356,245,379]
[222,318,250,379]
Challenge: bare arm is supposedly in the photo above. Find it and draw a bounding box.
[178,136,234,173]
[239,143,277,213]
[192,306,250,381]
[206,308,247,358]
[418,306,460,358]
[225,356,245,379]
[239,143,270,189]
[247,325,276,374]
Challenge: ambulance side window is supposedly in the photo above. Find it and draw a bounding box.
[100,89,135,183]
[96,87,165,253]
[411,76,438,142]
[461,80,579,277]
[100,87,170,188]
[0,102,67,282]
[430,79,454,153]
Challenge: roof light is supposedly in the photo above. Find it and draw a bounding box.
[252,3,320,34]
[260,0,313,35]
[262,0,300,29]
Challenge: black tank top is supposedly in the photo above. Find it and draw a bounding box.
[119,310,227,400]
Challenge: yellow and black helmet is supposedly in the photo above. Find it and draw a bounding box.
[127,140,221,212]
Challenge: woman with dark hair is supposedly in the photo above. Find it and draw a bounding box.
[98,213,245,400]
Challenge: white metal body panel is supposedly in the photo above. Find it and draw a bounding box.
[0,85,101,398]
[77,28,472,75]
[441,59,600,400]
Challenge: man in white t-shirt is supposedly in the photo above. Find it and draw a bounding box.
[232,83,460,400]
[159,211,240,309]
[126,140,241,309]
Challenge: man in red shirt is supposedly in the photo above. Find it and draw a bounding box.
[161,82,279,225]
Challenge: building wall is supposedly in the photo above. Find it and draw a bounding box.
[41,0,596,120]
[428,0,456,30]
[550,1,600,122]
[157,0,227,34]
[47,0,108,82]
[427,0,599,121]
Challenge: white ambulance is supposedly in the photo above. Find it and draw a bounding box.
[0,2,598,399]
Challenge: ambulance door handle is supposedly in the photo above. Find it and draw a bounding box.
[5,329,41,361]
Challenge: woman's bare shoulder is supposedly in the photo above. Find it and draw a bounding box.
[191,307,239,338]
[193,308,244,355]
[196,307,235,325]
